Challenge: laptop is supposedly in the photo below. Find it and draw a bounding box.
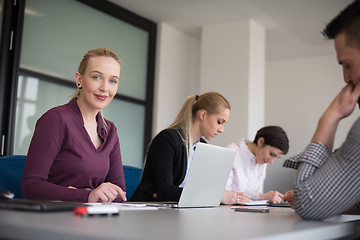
[0,198,85,212]
[148,142,236,208]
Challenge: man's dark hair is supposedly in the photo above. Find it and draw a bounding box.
[253,126,289,154]
[322,0,360,50]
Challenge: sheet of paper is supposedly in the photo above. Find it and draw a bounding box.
[239,200,269,206]
[85,202,160,210]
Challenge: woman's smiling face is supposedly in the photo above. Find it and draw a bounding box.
[76,56,120,111]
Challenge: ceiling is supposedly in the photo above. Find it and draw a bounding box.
[109,0,353,61]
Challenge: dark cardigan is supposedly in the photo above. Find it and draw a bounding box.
[130,128,205,202]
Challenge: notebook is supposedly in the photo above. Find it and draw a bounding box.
[239,200,269,206]
[0,198,85,212]
[147,142,236,208]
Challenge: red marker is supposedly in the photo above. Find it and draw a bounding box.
[74,205,120,217]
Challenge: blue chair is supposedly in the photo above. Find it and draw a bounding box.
[123,165,142,200]
[0,155,26,198]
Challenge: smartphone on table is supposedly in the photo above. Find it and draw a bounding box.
[233,207,269,213]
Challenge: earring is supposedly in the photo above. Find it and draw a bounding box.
[77,83,82,89]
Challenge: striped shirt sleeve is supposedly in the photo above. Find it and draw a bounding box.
[284,117,360,220]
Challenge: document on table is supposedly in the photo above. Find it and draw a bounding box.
[238,201,291,207]
[238,200,269,206]
[85,202,160,210]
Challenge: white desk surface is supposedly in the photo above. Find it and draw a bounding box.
[0,205,359,240]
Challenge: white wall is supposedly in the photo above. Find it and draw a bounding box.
[153,23,200,136]
[200,20,255,148]
[264,54,360,193]
[199,20,266,148]
[248,20,265,139]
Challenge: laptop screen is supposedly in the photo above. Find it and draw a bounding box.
[178,142,236,208]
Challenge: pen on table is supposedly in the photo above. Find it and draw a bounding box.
[73,205,120,217]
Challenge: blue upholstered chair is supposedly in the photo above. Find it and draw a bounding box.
[123,165,142,200]
[0,155,26,198]
[0,155,142,200]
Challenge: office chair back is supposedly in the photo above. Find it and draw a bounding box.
[123,165,142,200]
[0,155,26,198]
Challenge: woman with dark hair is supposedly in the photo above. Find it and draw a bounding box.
[225,126,289,204]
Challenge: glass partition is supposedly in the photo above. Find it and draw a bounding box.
[0,0,3,41]
[103,100,145,168]
[21,0,148,100]
[14,75,75,155]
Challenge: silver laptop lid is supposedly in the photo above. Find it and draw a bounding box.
[178,142,236,208]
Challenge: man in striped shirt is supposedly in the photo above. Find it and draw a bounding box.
[283,0,360,220]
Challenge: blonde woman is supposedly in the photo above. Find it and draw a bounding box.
[22,48,126,203]
[131,92,249,204]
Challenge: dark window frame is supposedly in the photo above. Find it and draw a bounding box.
[0,0,156,159]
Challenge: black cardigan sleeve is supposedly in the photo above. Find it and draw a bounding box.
[130,128,207,202]
[130,128,187,201]
[149,129,186,200]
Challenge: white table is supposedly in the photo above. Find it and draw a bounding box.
[0,206,359,240]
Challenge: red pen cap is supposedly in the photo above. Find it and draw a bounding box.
[73,207,88,216]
